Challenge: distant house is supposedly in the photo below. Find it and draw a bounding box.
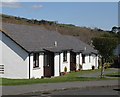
[0,23,99,79]
[114,44,120,57]
[114,44,120,66]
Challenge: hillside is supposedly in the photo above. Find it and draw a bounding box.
[1,14,108,44]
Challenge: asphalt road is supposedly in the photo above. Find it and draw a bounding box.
[22,86,120,96]
[1,68,119,96]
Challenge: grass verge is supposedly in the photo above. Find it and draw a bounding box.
[0,69,113,86]
[105,72,120,77]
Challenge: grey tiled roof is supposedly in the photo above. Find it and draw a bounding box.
[2,23,97,54]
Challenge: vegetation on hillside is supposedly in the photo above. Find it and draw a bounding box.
[1,14,109,44]
[1,14,120,55]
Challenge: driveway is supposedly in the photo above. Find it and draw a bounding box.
[79,68,119,78]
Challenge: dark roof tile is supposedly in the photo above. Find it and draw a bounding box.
[2,23,97,54]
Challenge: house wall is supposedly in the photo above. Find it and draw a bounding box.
[54,53,60,76]
[76,53,79,70]
[76,53,82,70]
[30,53,44,78]
[94,55,98,69]
[60,51,70,72]
[82,55,92,70]
[1,32,29,79]
[114,44,120,56]
[0,32,3,77]
[79,53,82,65]
[82,54,98,70]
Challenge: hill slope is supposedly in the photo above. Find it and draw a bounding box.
[1,14,108,44]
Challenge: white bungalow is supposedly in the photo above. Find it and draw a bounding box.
[0,23,98,79]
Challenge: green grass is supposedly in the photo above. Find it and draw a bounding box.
[1,76,107,86]
[0,69,111,86]
[105,72,120,77]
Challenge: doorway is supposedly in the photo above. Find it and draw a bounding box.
[44,51,54,77]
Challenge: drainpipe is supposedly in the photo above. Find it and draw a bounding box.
[59,52,61,76]
[29,53,31,79]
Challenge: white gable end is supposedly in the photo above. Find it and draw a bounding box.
[0,32,29,79]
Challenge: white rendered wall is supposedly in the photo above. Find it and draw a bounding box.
[91,54,96,67]
[94,55,98,69]
[82,54,98,70]
[0,32,2,97]
[76,53,79,70]
[54,53,60,76]
[0,33,2,64]
[79,53,82,65]
[30,53,44,78]
[30,53,33,78]
[76,53,82,70]
[1,32,29,79]
[0,32,3,77]
[60,51,70,72]
[82,55,92,70]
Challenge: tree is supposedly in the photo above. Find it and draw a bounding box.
[117,27,120,36]
[92,36,118,78]
[112,26,118,33]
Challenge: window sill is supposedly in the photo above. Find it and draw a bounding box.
[63,61,68,63]
[33,67,40,70]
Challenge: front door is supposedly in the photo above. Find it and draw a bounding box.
[70,51,76,71]
[44,51,54,77]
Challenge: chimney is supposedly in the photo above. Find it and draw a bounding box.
[54,41,57,47]
[84,47,86,51]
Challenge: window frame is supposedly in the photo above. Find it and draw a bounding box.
[82,54,85,63]
[33,53,39,68]
[63,51,67,62]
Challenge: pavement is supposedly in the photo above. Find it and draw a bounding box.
[1,68,119,96]
[1,80,119,95]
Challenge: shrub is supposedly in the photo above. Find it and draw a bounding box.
[104,63,111,69]
[92,65,95,70]
[79,64,82,70]
[64,66,67,72]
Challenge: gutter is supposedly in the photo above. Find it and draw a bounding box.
[59,52,61,76]
[28,53,31,79]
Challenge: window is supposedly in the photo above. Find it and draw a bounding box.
[63,51,67,62]
[82,54,85,63]
[33,53,39,68]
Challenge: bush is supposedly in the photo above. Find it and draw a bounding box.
[79,64,82,70]
[64,66,67,72]
[104,63,111,69]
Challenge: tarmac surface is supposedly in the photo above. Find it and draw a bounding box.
[79,68,119,78]
[1,80,119,95]
[23,86,119,96]
[1,68,119,96]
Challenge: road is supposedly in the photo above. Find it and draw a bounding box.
[1,68,119,96]
[22,86,119,96]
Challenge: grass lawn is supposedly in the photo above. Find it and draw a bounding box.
[105,72,120,77]
[0,68,118,86]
